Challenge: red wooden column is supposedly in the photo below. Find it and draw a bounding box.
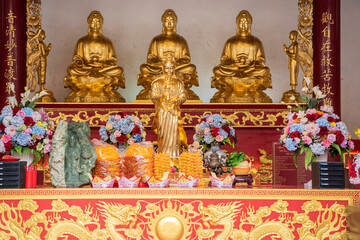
[0,0,27,109]
[313,0,341,116]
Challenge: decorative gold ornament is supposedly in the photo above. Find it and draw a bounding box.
[282,30,301,103]
[151,54,187,157]
[211,10,272,103]
[64,10,125,103]
[258,149,273,184]
[298,0,314,93]
[26,0,56,102]
[137,9,199,101]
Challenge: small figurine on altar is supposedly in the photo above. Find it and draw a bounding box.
[204,150,224,177]
[281,30,301,103]
[211,10,272,103]
[64,10,125,103]
[151,53,187,158]
[137,9,199,100]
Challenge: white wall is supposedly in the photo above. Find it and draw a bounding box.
[40,0,360,137]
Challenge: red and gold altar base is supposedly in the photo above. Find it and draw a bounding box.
[0,188,357,239]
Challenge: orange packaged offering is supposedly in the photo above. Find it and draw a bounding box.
[123,142,155,179]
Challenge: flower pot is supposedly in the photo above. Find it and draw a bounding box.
[316,149,329,162]
[232,167,250,175]
[12,151,34,166]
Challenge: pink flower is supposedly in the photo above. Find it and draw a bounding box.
[32,112,41,122]
[204,128,210,135]
[24,128,32,134]
[322,139,331,148]
[341,140,348,148]
[294,138,300,144]
[37,134,44,140]
[44,144,51,153]
[329,126,339,132]
[207,117,213,123]
[128,138,134,145]
[115,115,121,121]
[327,134,336,143]
[305,122,320,135]
[114,130,121,138]
[1,134,11,143]
[16,110,25,118]
[349,140,354,149]
[284,126,290,134]
[171,166,177,173]
[302,135,312,144]
[5,126,17,138]
[322,113,329,119]
[320,105,334,113]
[215,135,223,142]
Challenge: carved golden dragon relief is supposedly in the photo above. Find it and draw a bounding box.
[0,198,347,239]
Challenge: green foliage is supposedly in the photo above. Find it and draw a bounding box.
[226,151,246,167]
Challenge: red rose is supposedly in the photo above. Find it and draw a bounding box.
[292,113,298,120]
[116,135,127,143]
[306,113,318,122]
[12,106,21,115]
[24,116,35,126]
[335,131,344,145]
[229,135,234,143]
[118,112,127,118]
[211,127,220,137]
[221,125,231,133]
[4,141,12,151]
[132,125,141,135]
[289,131,301,139]
[318,126,329,138]
[200,118,206,123]
[349,164,357,178]
[0,123,5,132]
[28,140,38,149]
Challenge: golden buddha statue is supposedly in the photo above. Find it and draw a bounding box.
[137,9,199,101]
[151,53,187,158]
[281,30,300,103]
[211,10,272,103]
[64,10,125,103]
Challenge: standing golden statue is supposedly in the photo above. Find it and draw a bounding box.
[64,10,125,103]
[137,9,199,101]
[151,53,187,158]
[281,30,300,103]
[211,10,272,103]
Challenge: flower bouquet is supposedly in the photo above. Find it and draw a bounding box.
[193,114,237,149]
[280,78,354,169]
[0,86,54,165]
[99,113,145,147]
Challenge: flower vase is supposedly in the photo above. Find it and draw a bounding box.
[316,149,329,162]
[118,143,127,155]
[12,151,34,166]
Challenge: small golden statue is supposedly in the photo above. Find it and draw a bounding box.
[211,10,272,103]
[137,9,199,101]
[151,53,187,157]
[281,30,300,103]
[64,10,125,103]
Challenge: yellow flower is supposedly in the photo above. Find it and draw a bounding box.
[36,121,43,127]
[355,128,360,138]
[330,122,336,127]
[105,123,112,130]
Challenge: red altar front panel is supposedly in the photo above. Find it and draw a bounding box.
[0,188,358,239]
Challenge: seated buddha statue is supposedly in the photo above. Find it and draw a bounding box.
[64,10,125,103]
[137,9,199,101]
[211,10,272,103]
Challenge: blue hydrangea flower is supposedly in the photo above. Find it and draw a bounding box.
[22,107,34,117]
[310,143,326,155]
[32,124,46,135]
[193,134,200,142]
[230,127,235,136]
[122,123,134,134]
[316,118,330,128]
[110,134,117,144]
[212,114,223,122]
[1,106,12,117]
[284,138,297,151]
[134,134,142,142]
[11,116,24,127]
[336,122,348,134]
[219,129,228,139]
[204,134,213,144]
[289,123,304,133]
[15,133,31,146]
[199,121,209,129]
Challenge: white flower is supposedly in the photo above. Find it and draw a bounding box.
[304,77,311,88]
[312,86,326,99]
[9,83,15,94]
[8,96,17,108]
[31,91,47,102]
